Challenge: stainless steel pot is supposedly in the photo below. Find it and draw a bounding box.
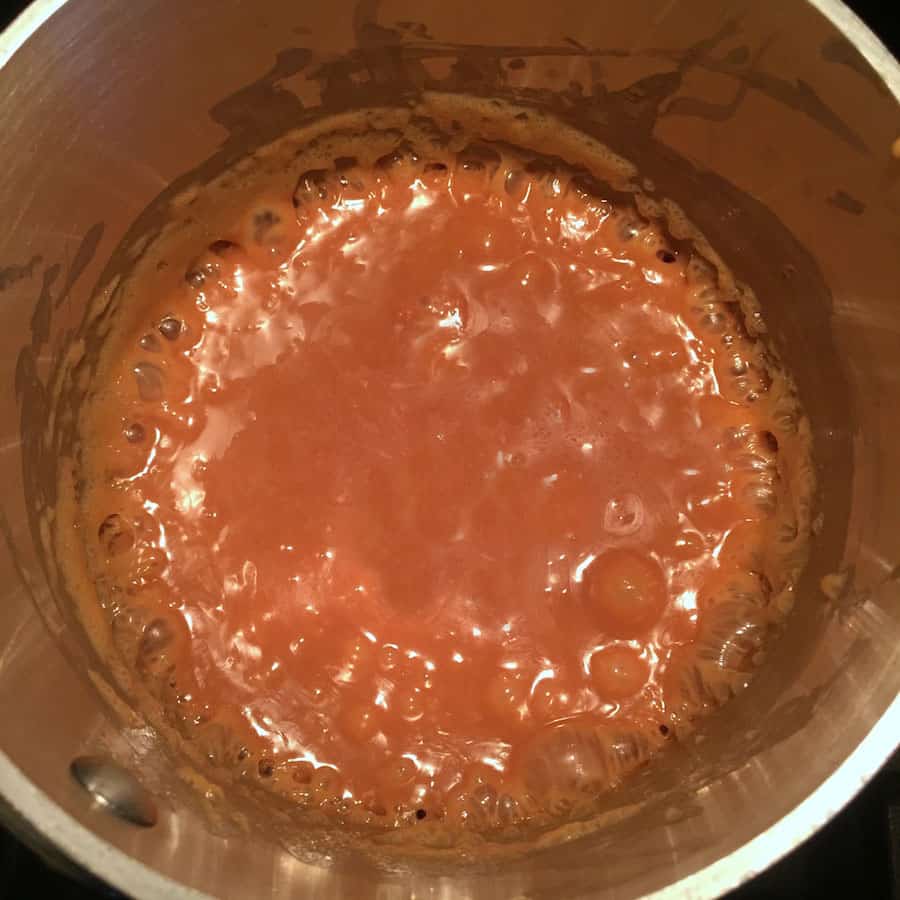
[0,1,898,897]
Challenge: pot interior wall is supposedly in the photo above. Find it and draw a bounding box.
[0,1,898,898]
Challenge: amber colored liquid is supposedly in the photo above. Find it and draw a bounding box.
[77,138,805,832]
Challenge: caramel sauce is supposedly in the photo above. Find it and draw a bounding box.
[71,107,811,836]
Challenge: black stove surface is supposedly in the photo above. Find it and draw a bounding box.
[0,0,896,897]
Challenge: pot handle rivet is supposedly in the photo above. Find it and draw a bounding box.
[70,756,158,828]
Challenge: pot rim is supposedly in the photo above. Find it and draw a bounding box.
[0,1,897,898]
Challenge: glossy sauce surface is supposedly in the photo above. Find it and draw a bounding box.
[78,139,805,831]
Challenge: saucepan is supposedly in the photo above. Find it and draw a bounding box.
[0,0,898,897]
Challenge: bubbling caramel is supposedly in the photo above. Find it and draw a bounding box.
[67,99,812,841]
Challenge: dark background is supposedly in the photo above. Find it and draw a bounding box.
[844,1,899,56]
[0,0,896,897]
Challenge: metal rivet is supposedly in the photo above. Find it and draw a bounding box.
[70,756,158,828]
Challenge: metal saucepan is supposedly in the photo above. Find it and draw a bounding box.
[0,1,898,897]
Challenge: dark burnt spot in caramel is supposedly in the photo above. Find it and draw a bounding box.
[158,316,182,340]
